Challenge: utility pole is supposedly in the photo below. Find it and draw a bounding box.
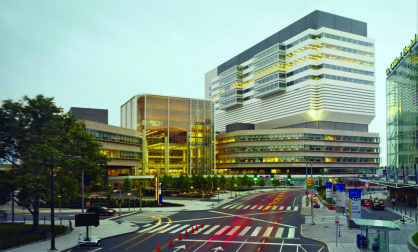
[140,186,142,212]
[311,162,315,225]
[118,188,121,224]
[81,170,84,213]
[211,182,214,206]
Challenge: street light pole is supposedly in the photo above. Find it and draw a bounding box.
[50,155,81,251]
[81,170,84,213]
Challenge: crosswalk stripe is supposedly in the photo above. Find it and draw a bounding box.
[263,227,273,237]
[222,205,230,209]
[203,225,220,235]
[157,224,180,233]
[275,227,284,238]
[243,205,250,209]
[227,226,241,235]
[250,205,257,209]
[294,206,298,211]
[288,228,295,238]
[194,225,209,234]
[215,226,230,235]
[238,226,251,236]
[257,206,263,210]
[272,206,278,210]
[286,206,291,211]
[142,224,152,227]
[251,227,262,237]
[236,205,244,209]
[227,205,236,209]
[279,206,284,211]
[169,224,190,234]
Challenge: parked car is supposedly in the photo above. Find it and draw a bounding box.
[369,200,385,210]
[361,199,372,206]
[113,188,124,193]
[87,206,116,216]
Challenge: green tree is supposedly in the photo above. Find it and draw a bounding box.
[91,176,104,197]
[161,174,172,190]
[317,176,323,186]
[212,175,219,189]
[258,179,266,187]
[0,95,109,231]
[272,179,280,187]
[104,183,114,199]
[122,177,133,196]
[219,175,227,189]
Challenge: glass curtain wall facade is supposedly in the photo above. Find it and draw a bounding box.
[387,40,418,169]
[122,95,215,176]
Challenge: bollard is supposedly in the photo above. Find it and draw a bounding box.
[24,216,26,224]
[62,225,65,235]
[44,216,45,225]
[410,210,412,218]
[416,213,417,223]
[60,217,62,226]
[380,215,382,220]
[69,220,72,231]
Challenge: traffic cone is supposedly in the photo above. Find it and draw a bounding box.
[184,229,188,236]
[156,242,161,252]
[178,232,183,240]
[195,224,198,231]
[191,226,195,233]
[169,236,173,246]
[201,221,204,228]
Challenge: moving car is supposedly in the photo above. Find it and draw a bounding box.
[113,188,124,193]
[87,206,116,216]
[369,200,385,210]
[361,199,372,206]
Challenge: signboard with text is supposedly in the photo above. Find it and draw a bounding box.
[349,189,361,220]
[158,183,163,205]
[325,182,333,199]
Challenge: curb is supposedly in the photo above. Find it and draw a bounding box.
[300,224,330,251]
[387,207,415,221]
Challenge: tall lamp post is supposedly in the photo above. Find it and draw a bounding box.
[50,155,81,251]
[190,186,193,201]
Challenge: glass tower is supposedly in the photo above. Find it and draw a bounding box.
[386,38,418,169]
[121,94,215,176]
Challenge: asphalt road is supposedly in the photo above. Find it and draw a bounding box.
[63,189,329,252]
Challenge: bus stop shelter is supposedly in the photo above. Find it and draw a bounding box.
[351,218,401,252]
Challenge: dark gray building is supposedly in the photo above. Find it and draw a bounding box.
[70,107,108,124]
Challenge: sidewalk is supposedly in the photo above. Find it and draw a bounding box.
[300,193,416,252]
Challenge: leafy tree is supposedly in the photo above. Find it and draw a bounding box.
[134,181,146,197]
[91,176,104,197]
[258,179,266,187]
[272,179,280,187]
[182,175,191,192]
[219,175,227,189]
[317,176,323,186]
[0,95,109,231]
[161,174,171,190]
[212,175,219,189]
[104,183,114,199]
[241,175,249,188]
[122,177,133,196]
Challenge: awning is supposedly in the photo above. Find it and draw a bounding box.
[351,218,401,231]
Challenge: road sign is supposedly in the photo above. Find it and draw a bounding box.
[86,201,90,207]
[305,191,309,195]
[307,186,318,189]
[133,195,136,200]
[265,176,270,180]
[349,189,362,198]
[335,216,339,224]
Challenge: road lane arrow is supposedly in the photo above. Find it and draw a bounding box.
[173,245,186,251]
[211,246,224,251]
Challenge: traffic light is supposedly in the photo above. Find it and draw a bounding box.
[312,193,317,197]
[59,187,65,195]
[306,177,314,186]
[140,193,144,196]
[116,199,119,204]
[253,175,258,181]
[270,174,274,181]
[287,174,291,182]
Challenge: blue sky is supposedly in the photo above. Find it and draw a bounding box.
[1,0,417,166]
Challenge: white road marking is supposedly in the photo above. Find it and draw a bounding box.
[236,205,244,209]
[169,224,190,234]
[275,227,284,238]
[194,225,209,234]
[257,206,263,210]
[263,227,273,237]
[142,224,152,227]
[294,206,299,211]
[250,226,262,237]
[159,224,180,233]
[293,197,296,206]
[272,206,278,210]
[215,225,230,235]
[137,223,160,233]
[238,226,251,236]
[235,238,247,252]
[279,206,284,211]
[222,205,231,209]
[178,239,324,247]
[203,225,220,234]
[243,205,250,209]
[286,206,291,211]
[250,205,257,209]
[288,228,295,238]
[227,226,241,235]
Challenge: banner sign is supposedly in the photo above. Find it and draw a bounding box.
[349,189,361,220]
[325,182,333,199]
[335,184,345,191]
[335,190,345,208]
[349,189,361,198]
[158,183,163,205]
[155,176,159,203]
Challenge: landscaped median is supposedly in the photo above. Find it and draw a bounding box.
[408,232,418,252]
[0,224,69,250]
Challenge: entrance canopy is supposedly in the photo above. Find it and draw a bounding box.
[351,218,401,231]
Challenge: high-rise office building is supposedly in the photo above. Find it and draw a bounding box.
[206,10,380,175]
[386,35,418,169]
[120,94,215,176]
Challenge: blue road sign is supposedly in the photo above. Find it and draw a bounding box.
[325,182,332,188]
[349,189,361,198]
[336,184,345,191]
